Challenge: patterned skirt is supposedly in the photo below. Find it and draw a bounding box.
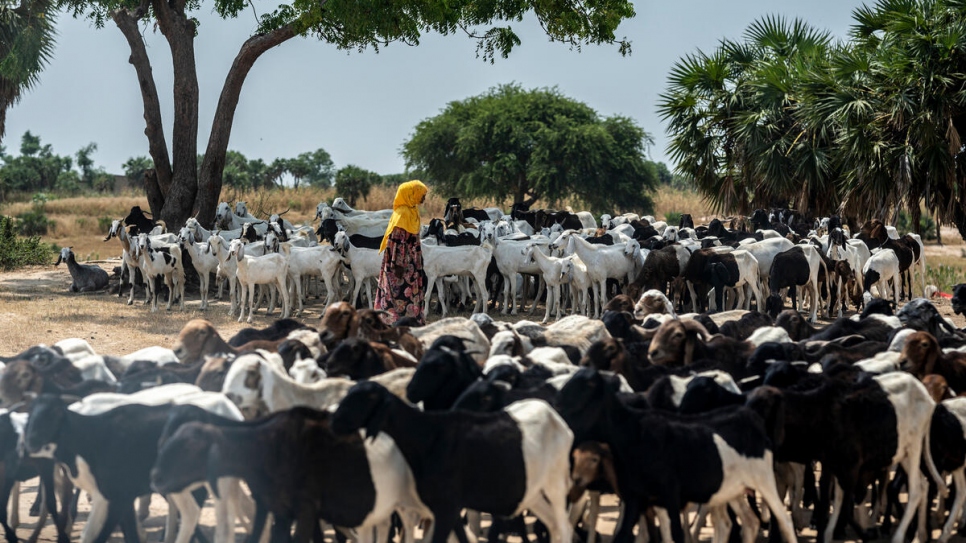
[375,227,426,325]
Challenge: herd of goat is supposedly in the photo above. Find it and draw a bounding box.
[57,197,928,325]
[34,196,966,543]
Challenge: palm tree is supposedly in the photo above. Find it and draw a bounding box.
[0,0,57,142]
[659,15,838,215]
[830,0,966,233]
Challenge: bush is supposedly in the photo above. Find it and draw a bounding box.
[927,263,960,295]
[97,216,114,234]
[897,210,937,240]
[16,193,54,236]
[0,215,54,270]
[16,209,53,236]
[664,211,683,226]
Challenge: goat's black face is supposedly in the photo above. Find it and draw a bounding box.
[326,339,369,378]
[451,380,503,413]
[557,368,620,439]
[152,422,214,494]
[24,394,67,456]
[331,381,388,438]
[405,354,454,405]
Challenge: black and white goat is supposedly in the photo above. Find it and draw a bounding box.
[556,368,798,543]
[331,381,574,543]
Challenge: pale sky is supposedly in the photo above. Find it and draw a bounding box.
[4,0,865,178]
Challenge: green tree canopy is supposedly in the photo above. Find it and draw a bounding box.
[279,149,335,188]
[403,84,657,214]
[58,0,636,231]
[0,131,72,194]
[659,15,837,216]
[661,5,966,237]
[123,155,153,186]
[334,164,378,206]
[0,0,55,143]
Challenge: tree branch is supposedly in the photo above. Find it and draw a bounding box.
[196,22,299,227]
[112,5,173,200]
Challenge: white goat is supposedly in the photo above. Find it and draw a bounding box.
[742,237,794,296]
[421,243,492,316]
[333,231,382,308]
[281,242,345,316]
[558,255,591,316]
[178,227,219,310]
[553,231,638,318]
[524,243,570,323]
[228,239,291,323]
[221,354,412,417]
[863,247,901,305]
[105,220,146,305]
[485,232,550,315]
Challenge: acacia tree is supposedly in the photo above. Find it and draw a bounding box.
[59,0,635,230]
[403,84,657,214]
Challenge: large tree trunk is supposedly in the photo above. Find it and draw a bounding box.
[113,4,172,220]
[197,25,297,228]
[153,0,199,231]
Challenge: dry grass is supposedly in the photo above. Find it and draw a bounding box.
[653,186,715,222]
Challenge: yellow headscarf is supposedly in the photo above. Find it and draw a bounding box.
[379,180,428,252]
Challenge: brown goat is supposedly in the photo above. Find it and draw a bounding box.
[900,331,966,393]
[647,319,711,367]
[357,309,424,360]
[320,302,423,359]
[923,374,955,403]
[569,441,619,502]
[318,302,360,346]
[172,319,289,364]
[603,295,635,314]
[195,355,235,392]
[0,358,96,406]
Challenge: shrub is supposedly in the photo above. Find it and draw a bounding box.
[897,210,937,240]
[927,263,960,295]
[0,215,54,270]
[664,211,683,226]
[97,216,114,234]
[16,193,54,236]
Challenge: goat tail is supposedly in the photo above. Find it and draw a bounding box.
[923,409,949,498]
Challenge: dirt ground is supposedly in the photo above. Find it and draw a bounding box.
[1,234,966,543]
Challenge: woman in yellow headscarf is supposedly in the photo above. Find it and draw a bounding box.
[375,180,428,324]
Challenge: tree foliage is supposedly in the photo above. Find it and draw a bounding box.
[0,131,73,195]
[403,84,657,214]
[55,0,636,232]
[0,0,56,143]
[660,5,966,237]
[334,164,377,206]
[279,149,335,188]
[122,155,153,186]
